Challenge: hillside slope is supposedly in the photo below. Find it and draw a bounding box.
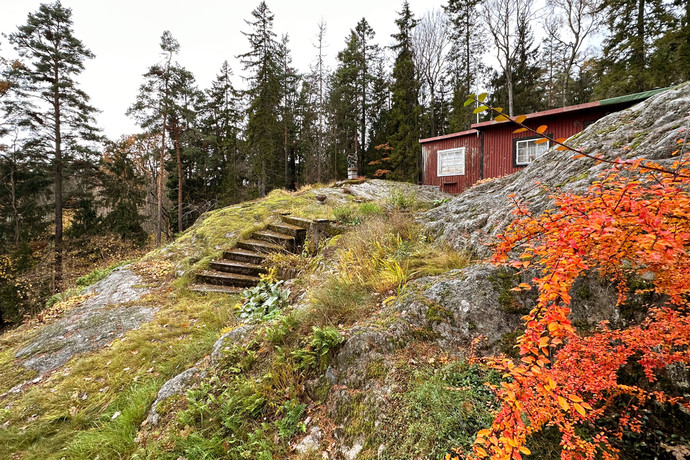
[0,84,689,460]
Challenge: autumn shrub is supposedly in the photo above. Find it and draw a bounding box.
[456,100,690,460]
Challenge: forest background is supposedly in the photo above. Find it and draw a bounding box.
[0,0,688,326]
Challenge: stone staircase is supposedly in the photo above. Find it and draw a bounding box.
[190,216,312,294]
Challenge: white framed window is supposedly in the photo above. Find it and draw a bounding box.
[515,138,550,166]
[437,147,466,177]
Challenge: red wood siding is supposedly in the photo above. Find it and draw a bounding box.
[481,109,604,178]
[482,108,607,179]
[422,132,481,194]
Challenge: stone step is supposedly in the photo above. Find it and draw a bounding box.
[209,260,266,277]
[281,215,313,229]
[252,230,295,248]
[197,270,260,288]
[267,222,307,239]
[223,248,266,265]
[189,284,244,295]
[237,239,285,254]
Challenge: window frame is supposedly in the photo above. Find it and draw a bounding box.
[513,135,551,167]
[437,147,466,177]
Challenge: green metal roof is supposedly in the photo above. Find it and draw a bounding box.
[599,86,671,106]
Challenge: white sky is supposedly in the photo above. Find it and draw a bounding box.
[0,0,446,140]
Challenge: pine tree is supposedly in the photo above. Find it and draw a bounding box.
[165,65,200,233]
[647,0,690,87]
[239,1,283,197]
[127,30,179,245]
[595,0,675,97]
[388,1,421,183]
[445,0,488,131]
[8,1,99,291]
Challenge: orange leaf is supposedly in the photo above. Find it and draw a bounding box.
[519,446,531,455]
[573,403,586,416]
[515,115,527,124]
[534,138,549,144]
[536,125,547,134]
[558,396,570,411]
[514,127,528,134]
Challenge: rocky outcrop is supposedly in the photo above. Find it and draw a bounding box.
[422,83,690,257]
[15,267,155,375]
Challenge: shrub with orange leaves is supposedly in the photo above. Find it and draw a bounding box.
[457,94,690,460]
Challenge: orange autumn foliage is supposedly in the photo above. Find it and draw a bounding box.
[459,136,690,458]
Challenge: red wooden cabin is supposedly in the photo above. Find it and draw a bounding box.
[420,88,667,194]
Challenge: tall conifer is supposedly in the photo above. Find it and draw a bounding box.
[388,2,421,183]
[8,1,99,290]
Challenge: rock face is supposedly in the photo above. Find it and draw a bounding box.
[422,83,690,256]
[15,267,155,375]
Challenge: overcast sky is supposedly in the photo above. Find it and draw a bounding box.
[1,0,446,140]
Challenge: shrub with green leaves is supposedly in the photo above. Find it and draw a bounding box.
[239,277,290,321]
[292,325,345,372]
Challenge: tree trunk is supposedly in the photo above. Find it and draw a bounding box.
[53,56,63,293]
[175,130,182,233]
[284,123,289,188]
[157,72,170,246]
[259,158,266,197]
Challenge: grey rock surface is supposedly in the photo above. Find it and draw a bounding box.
[315,179,449,205]
[210,324,256,364]
[421,83,690,257]
[144,366,205,426]
[15,267,155,375]
[295,426,323,455]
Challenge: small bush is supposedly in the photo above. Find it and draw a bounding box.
[384,362,502,459]
[239,272,290,322]
[333,206,355,224]
[76,260,129,288]
[388,188,417,210]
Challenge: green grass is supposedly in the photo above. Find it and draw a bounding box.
[382,362,502,459]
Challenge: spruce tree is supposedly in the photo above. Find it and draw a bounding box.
[239,1,283,197]
[100,138,148,244]
[199,61,245,205]
[388,1,421,183]
[8,1,99,291]
[330,31,362,179]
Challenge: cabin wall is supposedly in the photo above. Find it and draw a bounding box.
[482,109,607,179]
[422,133,481,194]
